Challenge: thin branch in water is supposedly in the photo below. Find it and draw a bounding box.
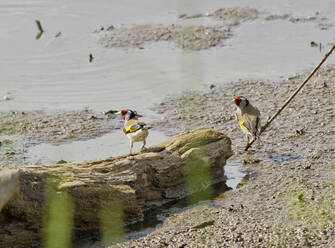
[35,20,44,40]
[35,20,44,33]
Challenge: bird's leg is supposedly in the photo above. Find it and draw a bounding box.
[129,140,134,155]
[141,139,147,152]
[245,135,250,147]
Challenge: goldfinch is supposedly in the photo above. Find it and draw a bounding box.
[232,96,261,147]
[115,109,149,155]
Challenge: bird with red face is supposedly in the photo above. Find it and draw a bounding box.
[232,96,261,147]
[114,109,149,155]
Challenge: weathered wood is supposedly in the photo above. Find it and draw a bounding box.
[0,169,19,212]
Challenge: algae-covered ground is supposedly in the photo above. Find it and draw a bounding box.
[113,65,335,247]
[98,7,330,50]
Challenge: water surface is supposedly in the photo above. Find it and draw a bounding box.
[1,0,334,113]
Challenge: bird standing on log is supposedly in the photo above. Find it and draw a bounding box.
[114,109,149,154]
[232,96,261,148]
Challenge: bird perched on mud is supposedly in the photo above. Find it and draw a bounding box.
[112,109,150,155]
[232,96,261,148]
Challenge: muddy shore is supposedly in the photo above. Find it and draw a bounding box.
[112,65,335,247]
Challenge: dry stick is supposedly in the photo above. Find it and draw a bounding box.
[35,20,44,33]
[245,42,335,151]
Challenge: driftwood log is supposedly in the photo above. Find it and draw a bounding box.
[0,127,232,247]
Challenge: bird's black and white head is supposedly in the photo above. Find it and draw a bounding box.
[232,96,249,109]
[116,109,142,121]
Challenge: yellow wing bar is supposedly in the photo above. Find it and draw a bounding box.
[238,118,261,132]
[238,119,249,131]
[125,126,139,133]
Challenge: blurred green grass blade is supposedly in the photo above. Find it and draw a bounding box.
[184,148,213,204]
[44,183,74,248]
[100,201,125,245]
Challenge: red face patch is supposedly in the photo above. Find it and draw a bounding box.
[121,109,128,120]
[232,96,241,106]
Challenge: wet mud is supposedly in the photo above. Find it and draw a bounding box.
[99,24,232,50]
[98,7,331,50]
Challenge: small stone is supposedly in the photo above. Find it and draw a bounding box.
[209,84,216,89]
[107,25,115,31]
[56,160,67,164]
[303,163,312,170]
[55,32,62,37]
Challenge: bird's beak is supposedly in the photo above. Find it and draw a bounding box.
[231,99,236,104]
[136,113,143,118]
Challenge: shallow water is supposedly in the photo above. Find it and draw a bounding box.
[266,152,300,164]
[1,0,334,113]
[25,129,168,164]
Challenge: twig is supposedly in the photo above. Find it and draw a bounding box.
[35,20,44,40]
[245,42,335,151]
[35,20,44,33]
